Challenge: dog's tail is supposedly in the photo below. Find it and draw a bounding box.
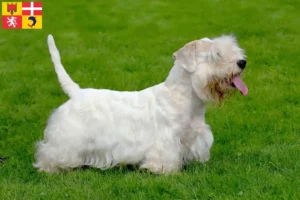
[47,34,80,98]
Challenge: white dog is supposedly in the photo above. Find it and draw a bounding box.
[33,34,248,174]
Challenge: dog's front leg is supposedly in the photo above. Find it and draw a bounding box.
[183,124,214,163]
[140,137,182,174]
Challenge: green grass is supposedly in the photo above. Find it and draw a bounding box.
[0,0,299,199]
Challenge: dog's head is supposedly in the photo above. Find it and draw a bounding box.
[173,35,248,103]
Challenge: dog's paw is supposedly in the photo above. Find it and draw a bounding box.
[140,162,180,174]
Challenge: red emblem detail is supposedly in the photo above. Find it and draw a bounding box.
[7,3,17,15]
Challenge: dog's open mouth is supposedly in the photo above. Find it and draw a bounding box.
[225,75,248,96]
[209,74,248,103]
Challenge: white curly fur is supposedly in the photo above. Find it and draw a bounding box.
[33,34,246,174]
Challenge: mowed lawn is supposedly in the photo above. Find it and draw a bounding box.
[0,0,299,199]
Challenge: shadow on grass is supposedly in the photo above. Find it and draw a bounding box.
[63,161,208,176]
[71,164,155,175]
[0,157,9,165]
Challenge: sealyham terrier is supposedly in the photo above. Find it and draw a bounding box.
[33,34,248,174]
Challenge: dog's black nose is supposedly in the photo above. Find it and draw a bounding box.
[237,60,247,69]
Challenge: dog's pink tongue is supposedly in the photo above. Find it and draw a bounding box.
[233,76,248,96]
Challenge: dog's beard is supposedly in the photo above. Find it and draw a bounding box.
[207,72,245,103]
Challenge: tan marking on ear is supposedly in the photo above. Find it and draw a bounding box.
[173,40,197,73]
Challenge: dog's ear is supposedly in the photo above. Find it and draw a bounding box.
[173,40,213,73]
[173,40,198,73]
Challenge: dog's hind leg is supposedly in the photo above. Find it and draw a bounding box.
[33,106,85,173]
[33,141,84,173]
